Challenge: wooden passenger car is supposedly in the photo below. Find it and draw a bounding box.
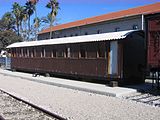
[7,30,145,85]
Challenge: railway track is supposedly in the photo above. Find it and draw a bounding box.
[123,88,160,107]
[0,90,66,120]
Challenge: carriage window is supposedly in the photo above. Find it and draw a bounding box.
[11,49,14,57]
[21,48,23,57]
[12,49,16,57]
[57,50,64,57]
[27,49,29,57]
[64,47,70,58]
[64,48,67,58]
[51,49,56,58]
[30,48,35,58]
[17,48,20,57]
[15,49,18,57]
[97,43,105,58]
[24,48,27,57]
[30,48,33,57]
[80,46,86,58]
[41,48,45,57]
[67,47,71,58]
[34,48,36,57]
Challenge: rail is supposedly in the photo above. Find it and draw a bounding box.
[0,89,67,120]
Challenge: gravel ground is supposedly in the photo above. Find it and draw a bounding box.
[0,74,160,120]
[0,90,57,120]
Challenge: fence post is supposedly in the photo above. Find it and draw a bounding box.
[5,57,7,69]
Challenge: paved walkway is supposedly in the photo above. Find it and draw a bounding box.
[0,69,137,97]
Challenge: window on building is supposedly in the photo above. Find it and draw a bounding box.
[115,27,120,32]
[97,30,101,34]
[85,32,88,35]
[133,25,138,30]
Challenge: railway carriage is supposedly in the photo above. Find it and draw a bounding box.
[146,13,160,71]
[145,13,160,87]
[7,30,145,85]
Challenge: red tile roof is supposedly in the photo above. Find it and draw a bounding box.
[38,2,160,34]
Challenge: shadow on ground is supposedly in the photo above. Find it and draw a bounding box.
[124,79,160,96]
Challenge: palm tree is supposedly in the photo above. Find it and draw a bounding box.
[29,0,39,40]
[12,2,24,36]
[41,13,60,29]
[33,17,41,29]
[46,0,60,39]
[33,17,41,39]
[24,0,35,39]
[1,12,15,31]
[21,12,28,41]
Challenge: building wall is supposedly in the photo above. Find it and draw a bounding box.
[38,15,143,40]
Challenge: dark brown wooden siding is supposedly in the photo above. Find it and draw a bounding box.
[11,57,107,78]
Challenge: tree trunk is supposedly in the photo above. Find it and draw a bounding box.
[49,14,54,39]
[49,25,52,39]
[35,7,38,41]
[28,15,31,40]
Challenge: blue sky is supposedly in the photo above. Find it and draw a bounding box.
[0,0,160,25]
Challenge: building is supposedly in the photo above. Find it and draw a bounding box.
[38,2,160,40]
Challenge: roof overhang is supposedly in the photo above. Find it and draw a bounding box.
[7,30,143,48]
